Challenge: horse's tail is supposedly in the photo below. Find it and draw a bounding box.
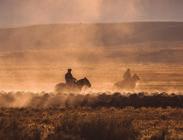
[55,83,65,93]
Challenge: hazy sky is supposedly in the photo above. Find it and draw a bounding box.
[0,0,183,27]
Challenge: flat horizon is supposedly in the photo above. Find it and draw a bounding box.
[1,21,183,29]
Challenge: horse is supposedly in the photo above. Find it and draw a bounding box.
[114,74,140,90]
[55,77,91,93]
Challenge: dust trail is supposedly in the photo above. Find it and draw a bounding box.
[0,91,182,108]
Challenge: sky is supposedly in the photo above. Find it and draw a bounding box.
[0,0,183,27]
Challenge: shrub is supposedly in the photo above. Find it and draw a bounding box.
[47,112,139,140]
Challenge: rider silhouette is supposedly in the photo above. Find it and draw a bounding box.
[65,68,77,86]
[123,68,132,81]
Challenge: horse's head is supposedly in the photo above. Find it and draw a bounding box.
[83,77,92,88]
[76,77,92,89]
[132,74,140,81]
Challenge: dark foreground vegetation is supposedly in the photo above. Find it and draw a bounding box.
[0,107,182,140]
[0,92,182,140]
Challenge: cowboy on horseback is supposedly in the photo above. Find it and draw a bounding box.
[114,68,140,90]
[65,68,77,87]
[55,69,91,93]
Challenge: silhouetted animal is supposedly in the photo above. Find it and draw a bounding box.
[114,74,140,90]
[55,77,91,93]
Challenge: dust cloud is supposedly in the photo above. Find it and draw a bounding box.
[0,23,183,92]
[0,0,143,27]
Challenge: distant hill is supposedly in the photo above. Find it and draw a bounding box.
[0,22,183,51]
[0,22,182,65]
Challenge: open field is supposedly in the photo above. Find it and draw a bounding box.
[0,22,182,140]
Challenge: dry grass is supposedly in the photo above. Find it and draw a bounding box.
[0,107,182,140]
